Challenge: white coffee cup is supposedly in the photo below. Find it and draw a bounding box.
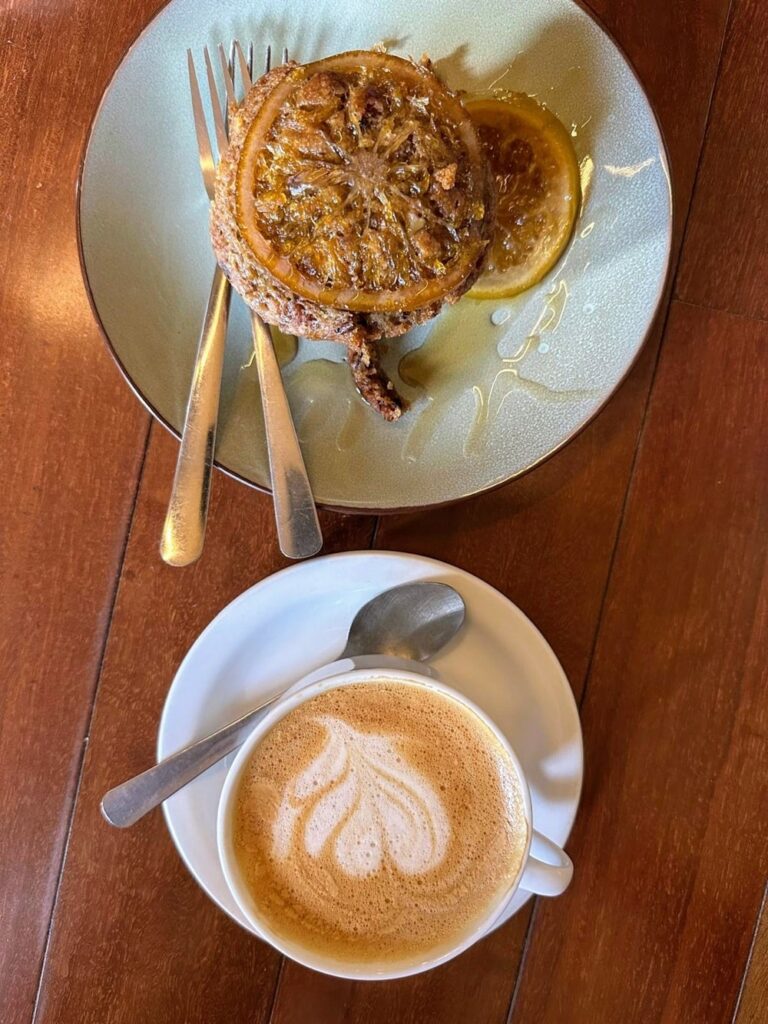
[217,661,573,980]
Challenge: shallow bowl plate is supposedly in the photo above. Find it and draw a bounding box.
[80,0,671,510]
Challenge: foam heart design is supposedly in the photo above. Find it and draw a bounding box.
[273,715,450,877]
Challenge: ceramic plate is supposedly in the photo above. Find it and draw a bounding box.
[80,0,671,510]
[158,551,583,932]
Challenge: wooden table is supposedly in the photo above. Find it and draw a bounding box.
[2,0,766,1020]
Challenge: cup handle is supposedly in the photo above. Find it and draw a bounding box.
[519,830,573,897]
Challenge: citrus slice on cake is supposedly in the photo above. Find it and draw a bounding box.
[234,51,493,314]
[464,94,580,299]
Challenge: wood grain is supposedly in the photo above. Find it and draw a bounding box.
[6,0,767,1022]
[31,425,373,1024]
[734,890,768,1024]
[676,0,768,319]
[0,1,160,1021]
[509,302,768,1023]
[587,0,732,250]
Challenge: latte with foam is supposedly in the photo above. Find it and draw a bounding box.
[231,680,529,970]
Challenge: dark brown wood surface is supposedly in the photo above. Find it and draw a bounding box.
[676,0,768,319]
[735,891,768,1024]
[1,0,765,1022]
[510,301,768,1023]
[0,2,154,1020]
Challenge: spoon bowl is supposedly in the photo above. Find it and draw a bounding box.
[342,582,465,661]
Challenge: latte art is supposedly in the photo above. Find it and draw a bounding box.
[273,716,449,876]
[233,680,528,970]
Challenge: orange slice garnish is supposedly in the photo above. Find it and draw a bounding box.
[465,95,580,299]
[235,51,492,313]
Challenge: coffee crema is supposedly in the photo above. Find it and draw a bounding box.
[232,681,528,969]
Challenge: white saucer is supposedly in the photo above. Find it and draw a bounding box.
[159,552,583,932]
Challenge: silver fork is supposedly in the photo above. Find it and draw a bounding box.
[160,43,322,565]
[242,47,323,560]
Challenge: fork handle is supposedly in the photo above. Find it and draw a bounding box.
[251,313,323,559]
[161,263,231,566]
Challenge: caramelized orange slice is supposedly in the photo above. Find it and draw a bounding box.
[465,95,580,299]
[235,51,492,313]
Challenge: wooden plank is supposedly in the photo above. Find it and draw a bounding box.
[676,0,768,319]
[587,0,732,250]
[31,425,374,1024]
[509,302,768,1023]
[734,890,768,1024]
[0,1,157,1020]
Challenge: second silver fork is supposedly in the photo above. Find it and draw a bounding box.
[247,47,323,561]
[161,43,322,566]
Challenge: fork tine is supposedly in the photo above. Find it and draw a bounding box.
[264,44,271,75]
[203,46,227,156]
[229,40,237,98]
[248,42,254,78]
[218,43,236,107]
[186,49,216,195]
[282,47,289,64]
[235,40,252,91]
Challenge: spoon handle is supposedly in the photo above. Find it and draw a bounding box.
[101,695,279,828]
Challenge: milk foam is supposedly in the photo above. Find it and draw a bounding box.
[273,715,449,876]
[233,681,528,969]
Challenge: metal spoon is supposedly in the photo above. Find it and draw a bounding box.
[101,582,465,828]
